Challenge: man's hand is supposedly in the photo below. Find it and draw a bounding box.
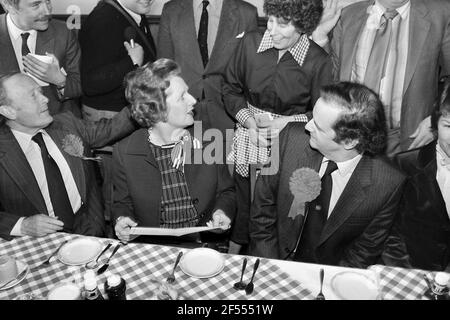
[312,0,343,46]
[124,41,144,67]
[256,116,289,132]
[114,216,138,243]
[20,214,64,237]
[206,210,231,233]
[409,116,434,150]
[22,53,66,87]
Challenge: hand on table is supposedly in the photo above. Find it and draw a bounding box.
[206,210,231,234]
[21,214,64,237]
[115,216,138,243]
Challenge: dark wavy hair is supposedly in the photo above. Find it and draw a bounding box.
[263,0,323,35]
[321,82,387,156]
[431,78,450,135]
[124,58,181,128]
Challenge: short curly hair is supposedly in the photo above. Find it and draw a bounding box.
[124,58,181,128]
[321,82,387,156]
[263,0,323,35]
[431,77,450,135]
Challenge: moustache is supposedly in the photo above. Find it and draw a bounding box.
[36,16,51,22]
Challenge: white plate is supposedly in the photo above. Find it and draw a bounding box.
[179,248,225,279]
[0,260,29,291]
[330,271,380,300]
[57,237,103,266]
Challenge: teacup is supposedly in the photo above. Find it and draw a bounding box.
[0,255,19,285]
[47,282,82,300]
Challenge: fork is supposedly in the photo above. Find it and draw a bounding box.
[166,251,183,284]
[32,240,68,270]
[315,268,325,300]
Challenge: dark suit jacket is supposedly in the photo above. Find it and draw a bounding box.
[0,15,82,115]
[0,108,136,240]
[330,0,450,151]
[392,141,450,271]
[249,123,406,268]
[112,127,236,233]
[79,0,156,111]
[157,0,258,133]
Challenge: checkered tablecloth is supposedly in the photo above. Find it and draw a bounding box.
[0,233,313,300]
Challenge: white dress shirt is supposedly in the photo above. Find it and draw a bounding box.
[352,0,410,129]
[6,13,37,72]
[193,0,223,56]
[319,155,363,218]
[436,144,450,218]
[10,129,82,236]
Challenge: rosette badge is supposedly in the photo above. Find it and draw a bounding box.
[62,134,101,161]
[288,168,321,219]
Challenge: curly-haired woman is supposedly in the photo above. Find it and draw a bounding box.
[112,59,236,249]
[223,0,333,253]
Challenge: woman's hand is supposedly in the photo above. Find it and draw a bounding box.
[206,210,231,233]
[256,116,290,132]
[114,216,138,243]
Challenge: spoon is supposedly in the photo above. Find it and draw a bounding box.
[97,243,121,275]
[315,268,325,300]
[245,258,260,295]
[85,243,112,269]
[233,258,247,290]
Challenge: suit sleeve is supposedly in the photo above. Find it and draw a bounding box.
[330,16,343,82]
[339,178,407,268]
[440,10,450,76]
[212,164,236,221]
[60,28,82,100]
[111,144,135,223]
[310,53,333,108]
[157,4,175,59]
[0,207,21,241]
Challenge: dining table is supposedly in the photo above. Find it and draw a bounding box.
[0,232,445,300]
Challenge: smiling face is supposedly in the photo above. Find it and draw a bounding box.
[121,0,153,15]
[6,0,52,31]
[438,114,450,158]
[1,74,53,134]
[164,75,196,130]
[266,15,301,50]
[305,97,348,159]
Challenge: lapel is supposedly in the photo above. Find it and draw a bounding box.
[206,0,238,71]
[416,141,449,223]
[0,14,20,72]
[402,0,430,96]
[340,5,370,80]
[125,128,157,169]
[44,123,87,203]
[179,0,204,72]
[318,155,372,246]
[35,23,54,56]
[0,126,47,213]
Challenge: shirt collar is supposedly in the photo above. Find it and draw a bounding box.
[322,154,363,177]
[6,13,37,41]
[194,0,219,12]
[11,128,48,152]
[437,143,450,169]
[116,0,142,25]
[257,30,310,67]
[371,0,410,19]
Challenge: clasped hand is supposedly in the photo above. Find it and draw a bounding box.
[22,53,66,87]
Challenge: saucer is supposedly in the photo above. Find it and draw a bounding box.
[0,260,29,291]
[179,248,224,279]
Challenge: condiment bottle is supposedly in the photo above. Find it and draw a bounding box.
[432,273,450,300]
[83,270,104,300]
[104,274,126,300]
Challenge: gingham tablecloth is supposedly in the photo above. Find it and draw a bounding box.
[0,233,313,300]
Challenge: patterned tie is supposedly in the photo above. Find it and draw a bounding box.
[294,160,338,263]
[364,9,399,101]
[32,133,74,231]
[21,32,30,56]
[198,0,209,68]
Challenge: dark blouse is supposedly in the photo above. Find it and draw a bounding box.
[223,30,333,119]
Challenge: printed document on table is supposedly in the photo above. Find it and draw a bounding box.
[129,226,221,237]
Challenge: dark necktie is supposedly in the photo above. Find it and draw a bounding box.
[294,160,338,263]
[139,14,156,59]
[198,0,209,68]
[364,9,399,94]
[21,32,30,56]
[32,133,74,231]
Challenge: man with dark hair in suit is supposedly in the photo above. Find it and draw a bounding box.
[0,0,82,116]
[157,0,258,136]
[249,82,406,268]
[0,73,137,240]
[313,0,450,156]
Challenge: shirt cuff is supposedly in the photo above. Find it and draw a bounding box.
[10,217,25,237]
[293,114,309,122]
[236,108,253,126]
